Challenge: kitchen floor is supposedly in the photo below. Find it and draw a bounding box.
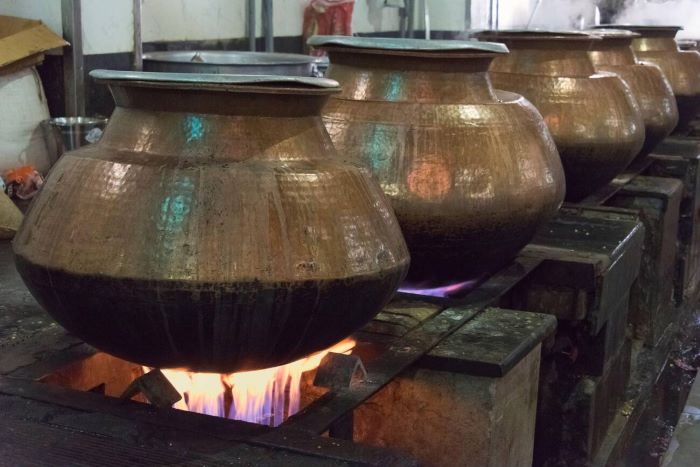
[663,374,700,467]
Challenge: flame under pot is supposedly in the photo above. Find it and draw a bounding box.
[12,72,410,373]
[309,36,565,286]
[475,30,645,202]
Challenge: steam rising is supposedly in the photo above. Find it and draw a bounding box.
[470,0,600,30]
[615,0,700,38]
[469,0,698,37]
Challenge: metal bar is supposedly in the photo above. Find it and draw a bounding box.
[0,376,416,465]
[495,0,499,29]
[262,0,273,52]
[132,0,143,70]
[328,413,354,441]
[406,0,415,38]
[424,0,430,40]
[526,0,544,29]
[277,256,543,435]
[247,0,256,51]
[61,0,85,116]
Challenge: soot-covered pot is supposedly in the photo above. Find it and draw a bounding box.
[13,71,410,373]
[596,25,700,133]
[587,28,678,158]
[308,36,565,287]
[475,30,645,201]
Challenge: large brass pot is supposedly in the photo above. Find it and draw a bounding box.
[587,29,678,158]
[308,36,565,286]
[474,30,645,202]
[596,25,700,133]
[13,71,410,373]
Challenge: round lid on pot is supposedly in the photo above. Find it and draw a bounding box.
[90,69,339,93]
[472,29,600,51]
[142,50,317,66]
[594,24,683,38]
[307,35,509,56]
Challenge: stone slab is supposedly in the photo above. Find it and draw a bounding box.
[517,206,644,334]
[647,139,700,301]
[420,307,556,377]
[534,339,632,466]
[607,176,683,346]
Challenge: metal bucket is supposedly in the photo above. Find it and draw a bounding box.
[41,117,108,166]
[143,51,317,76]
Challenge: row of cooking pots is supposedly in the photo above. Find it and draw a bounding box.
[13,27,700,373]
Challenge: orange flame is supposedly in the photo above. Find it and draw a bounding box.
[153,338,356,426]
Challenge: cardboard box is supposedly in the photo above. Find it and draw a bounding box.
[0,15,68,75]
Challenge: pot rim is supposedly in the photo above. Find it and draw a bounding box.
[142,50,317,66]
[89,70,340,94]
[473,29,599,42]
[584,28,640,39]
[594,24,683,35]
[307,35,509,55]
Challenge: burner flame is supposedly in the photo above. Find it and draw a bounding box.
[399,279,479,298]
[152,338,355,426]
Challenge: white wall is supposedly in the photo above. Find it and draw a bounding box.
[0,0,62,35]
[82,0,134,54]
[423,0,467,32]
[0,0,411,56]
[142,0,402,42]
[142,0,247,43]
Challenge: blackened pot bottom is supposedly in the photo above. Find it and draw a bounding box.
[15,255,406,373]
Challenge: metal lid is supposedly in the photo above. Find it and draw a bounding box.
[142,50,316,66]
[307,35,509,54]
[473,29,599,42]
[44,116,108,126]
[594,24,683,39]
[595,24,683,32]
[89,70,339,90]
[584,28,640,39]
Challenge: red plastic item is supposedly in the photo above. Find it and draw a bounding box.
[3,165,44,200]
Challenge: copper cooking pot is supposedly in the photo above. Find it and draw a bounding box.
[586,29,678,159]
[596,25,700,133]
[474,30,645,202]
[13,71,410,373]
[308,36,565,286]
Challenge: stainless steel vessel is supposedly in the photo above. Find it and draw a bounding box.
[142,50,317,76]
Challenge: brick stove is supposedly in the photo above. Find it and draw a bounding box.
[2,135,699,465]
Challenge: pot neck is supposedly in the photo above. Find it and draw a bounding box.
[107,81,333,117]
[632,37,680,53]
[325,49,498,103]
[588,39,637,66]
[488,41,596,77]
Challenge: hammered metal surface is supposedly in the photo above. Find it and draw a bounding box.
[588,31,679,158]
[318,42,565,286]
[476,31,645,201]
[596,25,700,131]
[13,76,410,373]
